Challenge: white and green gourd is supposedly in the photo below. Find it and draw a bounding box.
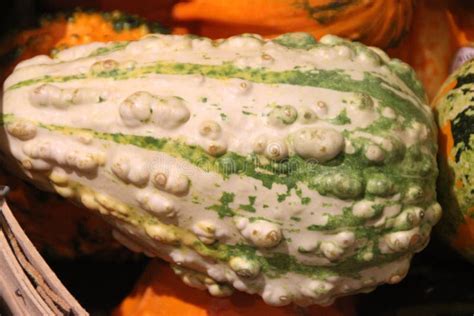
[0,33,442,306]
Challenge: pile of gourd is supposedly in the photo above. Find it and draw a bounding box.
[0,0,472,314]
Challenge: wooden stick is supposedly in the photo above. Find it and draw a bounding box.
[0,185,88,316]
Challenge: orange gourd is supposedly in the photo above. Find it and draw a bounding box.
[0,10,168,82]
[114,260,356,316]
[388,0,474,102]
[172,0,415,48]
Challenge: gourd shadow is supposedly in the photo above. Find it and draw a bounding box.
[433,135,469,257]
[113,259,358,316]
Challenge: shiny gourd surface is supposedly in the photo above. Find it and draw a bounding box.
[0,33,441,306]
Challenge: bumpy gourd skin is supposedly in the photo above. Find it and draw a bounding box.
[0,9,169,260]
[0,33,441,306]
[435,59,474,263]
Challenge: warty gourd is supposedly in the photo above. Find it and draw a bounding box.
[0,33,441,306]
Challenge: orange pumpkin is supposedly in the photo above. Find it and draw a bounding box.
[171,0,415,48]
[114,260,356,316]
[0,10,168,82]
[388,0,474,102]
[0,10,167,259]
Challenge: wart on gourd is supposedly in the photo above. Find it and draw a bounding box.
[292,127,344,162]
[267,104,298,127]
[119,91,190,129]
[366,174,396,197]
[382,228,423,253]
[30,84,109,108]
[22,138,105,173]
[6,120,37,140]
[150,167,190,196]
[136,190,176,218]
[228,256,261,279]
[364,144,385,162]
[173,265,234,297]
[111,154,149,186]
[405,185,424,203]
[264,139,289,161]
[392,207,425,230]
[199,120,222,140]
[352,200,378,219]
[192,220,218,244]
[235,217,282,248]
[145,223,180,245]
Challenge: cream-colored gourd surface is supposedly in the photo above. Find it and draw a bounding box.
[0,33,441,306]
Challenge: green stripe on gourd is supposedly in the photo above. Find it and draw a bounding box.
[91,33,426,103]
[7,60,431,128]
[50,32,423,102]
[1,114,437,208]
[88,41,130,58]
